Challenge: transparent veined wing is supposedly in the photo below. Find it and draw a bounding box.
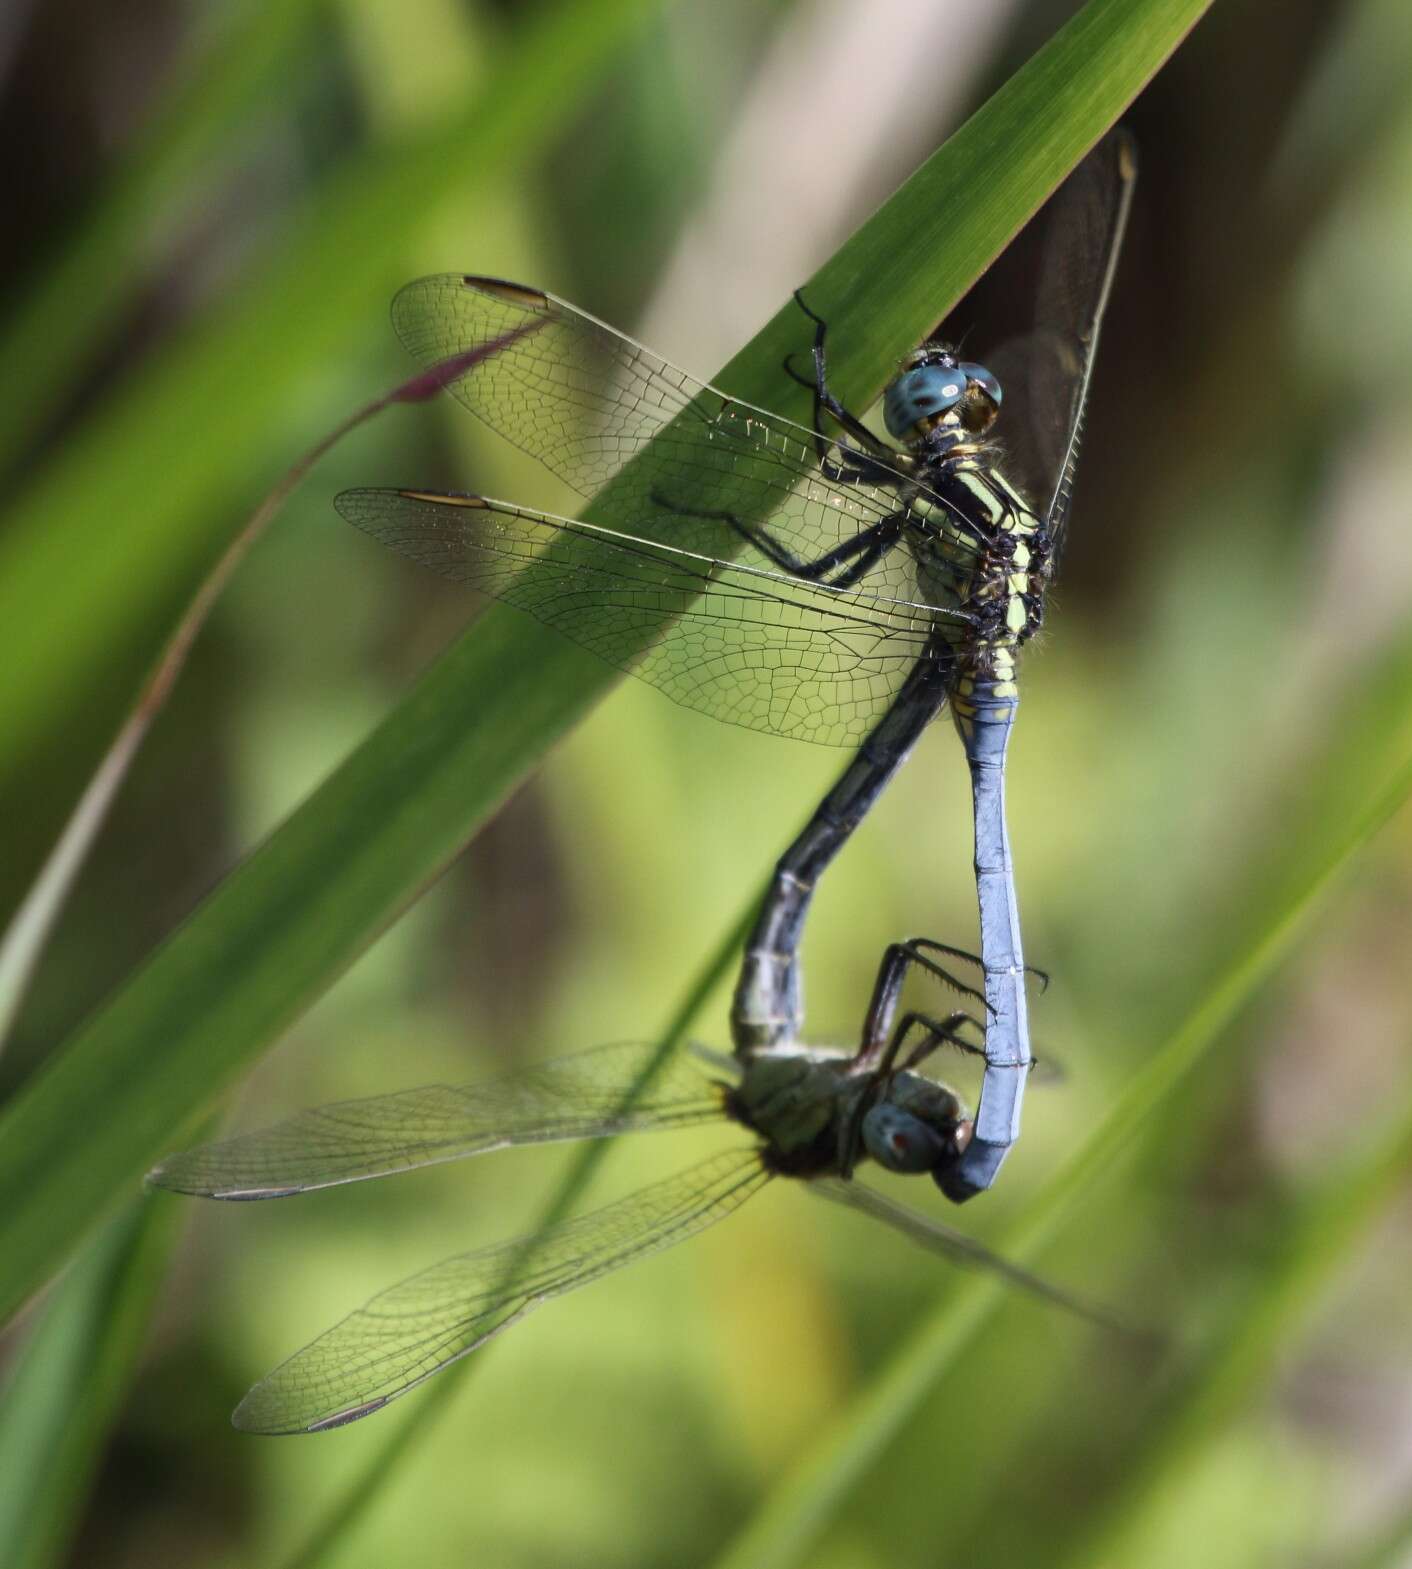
[386,273,959,590]
[809,1177,1129,1334]
[232,1151,771,1433]
[148,1042,729,1200]
[335,488,948,746]
[977,129,1137,544]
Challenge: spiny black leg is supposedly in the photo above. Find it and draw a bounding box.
[852,940,989,1072]
[791,287,828,332]
[901,937,984,974]
[785,348,889,486]
[782,350,836,470]
[792,289,898,465]
[648,487,903,589]
[891,938,992,1013]
[891,1010,986,1072]
[905,934,1049,993]
[809,537,888,590]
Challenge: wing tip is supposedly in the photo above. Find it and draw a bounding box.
[232,1391,392,1435]
[146,1162,303,1201]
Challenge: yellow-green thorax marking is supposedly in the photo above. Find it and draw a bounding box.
[882,342,1047,697]
[933,458,1042,742]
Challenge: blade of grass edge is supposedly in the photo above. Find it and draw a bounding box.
[0,1199,182,1569]
[0,0,1211,1333]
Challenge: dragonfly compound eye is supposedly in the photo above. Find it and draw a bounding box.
[861,1103,955,1174]
[959,362,1002,406]
[883,363,968,441]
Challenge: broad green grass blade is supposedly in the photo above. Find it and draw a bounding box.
[707,643,1412,1569]
[0,0,1210,1330]
[271,894,759,1569]
[0,0,664,796]
[0,1200,180,1569]
[1059,1090,1412,1569]
[0,0,325,471]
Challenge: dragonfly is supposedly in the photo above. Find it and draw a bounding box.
[149,937,1114,1434]
[334,131,1136,1198]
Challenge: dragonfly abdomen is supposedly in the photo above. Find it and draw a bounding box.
[941,669,1031,1201]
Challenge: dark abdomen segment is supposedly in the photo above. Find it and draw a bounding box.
[731,643,952,1053]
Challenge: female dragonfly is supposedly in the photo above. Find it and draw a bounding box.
[334,132,1135,1196]
[151,937,1115,1434]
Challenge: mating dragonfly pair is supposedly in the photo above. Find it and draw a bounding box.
[152,131,1136,1433]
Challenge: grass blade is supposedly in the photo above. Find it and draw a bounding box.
[0,1200,180,1569]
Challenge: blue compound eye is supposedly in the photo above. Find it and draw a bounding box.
[861,1103,951,1174]
[960,362,1002,405]
[883,363,967,439]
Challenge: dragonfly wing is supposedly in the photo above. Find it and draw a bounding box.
[337,488,941,746]
[388,274,950,584]
[808,1177,1126,1333]
[148,1042,728,1200]
[233,1150,770,1433]
[981,129,1137,544]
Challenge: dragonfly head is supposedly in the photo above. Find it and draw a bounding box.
[883,347,1002,448]
[861,1071,973,1181]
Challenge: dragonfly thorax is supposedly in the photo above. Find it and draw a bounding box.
[727,1046,972,1188]
[883,346,1002,448]
[727,1048,854,1174]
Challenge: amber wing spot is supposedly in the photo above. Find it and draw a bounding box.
[395,491,490,508]
[461,276,550,310]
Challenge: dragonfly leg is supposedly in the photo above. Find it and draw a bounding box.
[892,1010,986,1071]
[851,938,989,1073]
[648,487,904,589]
[781,351,887,487]
[909,933,1049,993]
[791,289,897,465]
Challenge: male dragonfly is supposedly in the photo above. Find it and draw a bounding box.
[150,938,1115,1434]
[334,132,1136,1198]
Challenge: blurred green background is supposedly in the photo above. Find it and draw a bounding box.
[3,0,1412,1566]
